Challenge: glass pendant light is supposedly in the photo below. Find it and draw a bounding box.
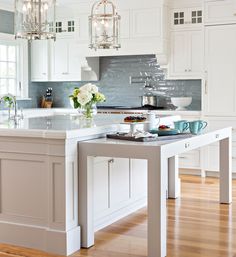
[14,0,56,40]
[89,0,121,50]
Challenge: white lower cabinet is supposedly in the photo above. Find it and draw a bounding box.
[93,157,147,231]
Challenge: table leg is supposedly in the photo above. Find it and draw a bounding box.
[148,152,167,257]
[219,137,232,204]
[168,155,180,199]
[78,153,95,248]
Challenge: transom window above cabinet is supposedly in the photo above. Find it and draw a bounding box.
[171,8,203,29]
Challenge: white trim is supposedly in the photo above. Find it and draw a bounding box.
[0,33,29,98]
[0,33,14,41]
[0,3,14,12]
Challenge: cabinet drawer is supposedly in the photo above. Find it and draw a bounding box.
[205,0,236,25]
[179,150,200,169]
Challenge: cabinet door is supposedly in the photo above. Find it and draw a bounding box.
[131,8,162,38]
[31,41,49,82]
[51,39,81,81]
[130,159,147,200]
[93,157,110,216]
[205,0,236,25]
[205,25,236,115]
[188,30,203,76]
[170,31,188,76]
[110,158,130,207]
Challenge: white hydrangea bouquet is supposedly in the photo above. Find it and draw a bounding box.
[69,83,106,118]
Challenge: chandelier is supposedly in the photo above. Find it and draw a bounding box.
[89,0,121,50]
[14,0,56,40]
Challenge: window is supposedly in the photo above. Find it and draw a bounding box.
[0,33,28,98]
[0,44,18,96]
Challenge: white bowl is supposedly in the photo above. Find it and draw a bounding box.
[171,97,192,111]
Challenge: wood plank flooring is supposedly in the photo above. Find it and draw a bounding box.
[0,175,236,257]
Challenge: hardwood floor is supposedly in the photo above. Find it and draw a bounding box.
[0,175,236,257]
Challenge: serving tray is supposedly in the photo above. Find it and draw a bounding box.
[107,133,192,142]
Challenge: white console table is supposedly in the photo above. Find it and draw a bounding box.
[78,127,232,257]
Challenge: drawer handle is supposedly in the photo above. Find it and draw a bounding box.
[185,143,190,149]
[232,157,236,160]
[179,156,187,159]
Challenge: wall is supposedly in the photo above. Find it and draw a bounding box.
[31,55,201,110]
[0,9,14,34]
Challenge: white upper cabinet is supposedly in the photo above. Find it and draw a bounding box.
[204,0,236,25]
[169,30,203,79]
[73,0,168,57]
[204,25,236,115]
[171,7,203,30]
[31,41,49,82]
[51,39,81,81]
[50,39,99,82]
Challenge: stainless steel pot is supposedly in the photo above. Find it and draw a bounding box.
[141,95,158,107]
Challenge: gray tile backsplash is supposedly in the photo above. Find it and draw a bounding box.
[27,55,201,111]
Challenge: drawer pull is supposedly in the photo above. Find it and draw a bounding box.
[185,143,190,149]
[179,156,187,159]
[232,157,236,160]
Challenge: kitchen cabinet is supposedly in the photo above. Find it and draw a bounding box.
[204,0,236,25]
[204,25,236,115]
[169,30,204,79]
[93,157,147,230]
[171,7,203,30]
[50,38,99,82]
[75,4,168,58]
[31,40,50,82]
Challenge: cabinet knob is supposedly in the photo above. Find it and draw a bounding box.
[185,69,188,72]
[108,159,114,164]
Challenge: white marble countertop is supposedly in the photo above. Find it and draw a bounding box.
[0,108,181,139]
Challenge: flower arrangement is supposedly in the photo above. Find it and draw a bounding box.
[69,83,106,118]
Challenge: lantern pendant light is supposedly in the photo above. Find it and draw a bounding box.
[89,0,121,50]
[14,0,56,40]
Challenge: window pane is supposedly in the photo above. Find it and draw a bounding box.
[8,46,16,62]
[8,63,16,78]
[8,79,16,94]
[0,79,7,94]
[0,45,7,61]
[0,62,7,77]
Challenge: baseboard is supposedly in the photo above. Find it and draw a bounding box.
[0,222,81,256]
[180,169,236,179]
[94,198,147,232]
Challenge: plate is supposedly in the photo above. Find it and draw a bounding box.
[150,129,180,136]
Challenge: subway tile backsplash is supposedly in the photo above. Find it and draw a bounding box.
[20,55,201,111]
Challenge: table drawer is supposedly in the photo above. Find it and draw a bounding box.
[179,150,200,169]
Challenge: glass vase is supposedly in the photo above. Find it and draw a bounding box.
[82,103,97,119]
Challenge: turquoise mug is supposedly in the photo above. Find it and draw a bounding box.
[189,120,208,135]
[174,120,189,133]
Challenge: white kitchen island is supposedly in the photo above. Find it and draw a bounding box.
[0,111,180,256]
